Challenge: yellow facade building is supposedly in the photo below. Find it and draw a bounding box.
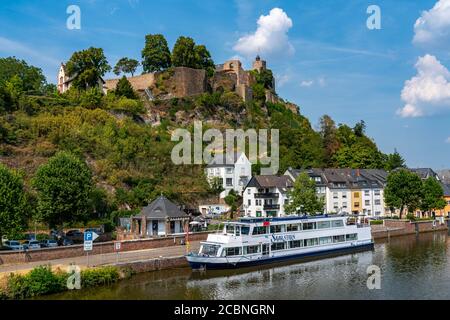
[351,190,361,214]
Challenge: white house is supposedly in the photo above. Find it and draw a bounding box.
[284,168,388,217]
[57,62,107,94]
[206,152,252,198]
[243,175,292,217]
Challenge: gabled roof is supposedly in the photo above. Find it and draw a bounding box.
[442,183,450,197]
[135,196,188,219]
[206,152,246,168]
[247,175,293,189]
[409,168,439,180]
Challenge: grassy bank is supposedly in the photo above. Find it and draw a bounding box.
[0,265,129,300]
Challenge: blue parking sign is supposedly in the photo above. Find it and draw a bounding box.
[84,232,92,241]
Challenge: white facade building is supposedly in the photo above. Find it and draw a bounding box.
[206,153,252,198]
[243,175,292,217]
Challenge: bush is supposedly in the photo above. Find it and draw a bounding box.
[81,266,119,288]
[369,220,383,225]
[5,265,67,299]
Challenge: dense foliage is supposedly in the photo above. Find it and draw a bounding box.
[33,152,94,229]
[384,169,444,218]
[66,47,111,90]
[141,34,172,73]
[0,164,28,244]
[285,172,325,214]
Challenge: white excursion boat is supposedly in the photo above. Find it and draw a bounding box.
[186,215,374,270]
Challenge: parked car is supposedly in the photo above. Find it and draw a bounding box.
[23,240,41,250]
[58,237,74,246]
[40,239,58,248]
[4,240,24,251]
[65,230,84,243]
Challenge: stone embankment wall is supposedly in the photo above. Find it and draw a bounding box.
[0,232,210,265]
[371,219,448,240]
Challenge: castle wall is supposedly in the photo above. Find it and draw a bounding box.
[171,67,207,97]
[104,73,156,92]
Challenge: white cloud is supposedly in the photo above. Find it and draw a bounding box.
[398,54,450,117]
[299,77,326,88]
[300,80,314,87]
[233,8,294,58]
[275,73,290,87]
[413,0,450,46]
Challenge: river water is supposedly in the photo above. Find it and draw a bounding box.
[45,231,450,300]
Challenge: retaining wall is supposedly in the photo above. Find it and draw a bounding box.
[372,219,448,239]
[0,232,210,265]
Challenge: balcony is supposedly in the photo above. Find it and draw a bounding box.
[264,204,280,210]
[255,192,279,198]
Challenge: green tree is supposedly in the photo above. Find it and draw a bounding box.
[224,190,239,218]
[384,169,423,219]
[285,172,324,215]
[0,57,46,93]
[115,76,136,99]
[420,177,446,217]
[193,45,215,76]
[0,164,28,246]
[141,34,172,73]
[33,152,94,229]
[209,176,224,199]
[66,47,111,91]
[319,115,340,166]
[253,69,274,90]
[113,57,139,77]
[353,120,366,137]
[384,149,406,171]
[172,36,197,68]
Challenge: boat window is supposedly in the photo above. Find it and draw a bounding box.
[270,225,283,234]
[252,226,268,235]
[271,242,286,251]
[317,221,331,229]
[244,245,260,254]
[346,234,358,241]
[289,240,303,248]
[235,226,241,236]
[303,222,316,230]
[241,226,250,235]
[226,225,235,234]
[305,238,319,246]
[225,247,242,256]
[332,220,344,228]
[286,224,298,232]
[333,235,346,243]
[200,244,220,256]
[319,236,332,245]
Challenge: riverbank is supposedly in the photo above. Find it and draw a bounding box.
[371,219,448,239]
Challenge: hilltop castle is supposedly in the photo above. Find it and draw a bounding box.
[57,56,298,113]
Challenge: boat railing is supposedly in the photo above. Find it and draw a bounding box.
[357,223,370,228]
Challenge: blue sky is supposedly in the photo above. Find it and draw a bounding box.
[0,0,449,170]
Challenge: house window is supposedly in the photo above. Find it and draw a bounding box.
[354,192,360,198]
[333,192,338,199]
[333,202,339,209]
[364,190,370,196]
[314,177,321,183]
[375,199,381,205]
[365,200,370,206]
[342,202,348,208]
[354,202,360,208]
[374,190,381,196]
[226,178,233,186]
[342,193,347,199]
[248,199,251,206]
[209,169,214,175]
[226,168,234,174]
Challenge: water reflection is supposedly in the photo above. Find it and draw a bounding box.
[42,232,450,300]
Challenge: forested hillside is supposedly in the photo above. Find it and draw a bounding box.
[0,52,404,230]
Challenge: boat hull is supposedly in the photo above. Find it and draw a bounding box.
[186,242,374,270]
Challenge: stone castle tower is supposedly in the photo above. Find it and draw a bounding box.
[252,55,267,73]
